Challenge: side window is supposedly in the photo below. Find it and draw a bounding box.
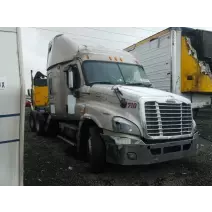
[49,78,53,95]
[47,44,52,65]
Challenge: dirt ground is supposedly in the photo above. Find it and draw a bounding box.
[24,108,212,186]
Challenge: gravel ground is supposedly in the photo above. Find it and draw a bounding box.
[24,108,212,186]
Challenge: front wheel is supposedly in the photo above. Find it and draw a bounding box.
[87,126,106,173]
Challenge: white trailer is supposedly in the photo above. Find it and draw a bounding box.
[125,27,212,111]
[0,28,25,186]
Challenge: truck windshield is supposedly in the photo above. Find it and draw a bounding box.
[83,61,151,87]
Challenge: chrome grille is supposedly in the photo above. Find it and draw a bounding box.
[145,102,192,137]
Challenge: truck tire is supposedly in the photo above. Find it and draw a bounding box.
[46,119,59,137]
[193,108,199,118]
[29,111,36,132]
[35,113,45,136]
[87,126,106,173]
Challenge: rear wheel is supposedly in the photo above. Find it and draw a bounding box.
[35,114,45,136]
[45,119,59,137]
[29,112,36,132]
[87,126,106,173]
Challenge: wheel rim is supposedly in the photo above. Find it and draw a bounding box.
[30,117,34,129]
[36,119,40,132]
[87,137,92,159]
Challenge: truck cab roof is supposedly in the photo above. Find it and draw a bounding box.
[47,34,138,71]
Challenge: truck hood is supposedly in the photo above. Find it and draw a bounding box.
[91,85,190,104]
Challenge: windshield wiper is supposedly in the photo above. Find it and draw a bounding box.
[126,82,152,87]
[89,81,113,86]
[111,86,127,108]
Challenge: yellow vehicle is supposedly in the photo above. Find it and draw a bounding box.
[125,27,212,113]
[28,70,49,131]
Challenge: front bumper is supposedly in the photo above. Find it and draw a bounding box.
[103,132,199,165]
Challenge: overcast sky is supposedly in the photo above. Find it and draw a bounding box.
[21,27,212,90]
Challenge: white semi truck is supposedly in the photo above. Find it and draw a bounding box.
[0,28,25,185]
[30,34,199,173]
[125,27,212,114]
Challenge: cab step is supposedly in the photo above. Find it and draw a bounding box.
[59,122,78,131]
[57,135,77,147]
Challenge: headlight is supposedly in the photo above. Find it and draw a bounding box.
[112,117,140,136]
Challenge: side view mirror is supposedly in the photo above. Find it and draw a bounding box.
[68,71,74,89]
